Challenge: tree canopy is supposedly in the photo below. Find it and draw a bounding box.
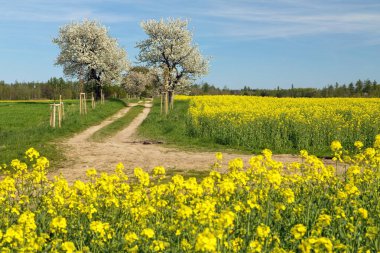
[53,20,129,98]
[136,18,209,94]
[122,67,158,98]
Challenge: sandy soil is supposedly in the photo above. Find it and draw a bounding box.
[52,103,343,183]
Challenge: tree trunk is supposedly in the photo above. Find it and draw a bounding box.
[89,68,102,100]
[165,92,169,115]
[168,90,174,110]
[94,83,102,100]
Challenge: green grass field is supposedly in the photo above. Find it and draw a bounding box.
[0,99,126,167]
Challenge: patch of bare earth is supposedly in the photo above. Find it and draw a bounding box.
[52,103,344,183]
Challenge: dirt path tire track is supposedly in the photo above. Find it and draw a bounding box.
[66,106,133,144]
[52,103,341,183]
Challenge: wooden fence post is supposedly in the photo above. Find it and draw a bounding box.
[165,91,168,115]
[80,93,87,114]
[100,89,105,104]
[59,95,65,119]
[91,92,95,109]
[160,92,163,115]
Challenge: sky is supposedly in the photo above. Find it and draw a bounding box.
[0,0,380,89]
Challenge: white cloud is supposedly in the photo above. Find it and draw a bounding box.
[0,1,136,23]
[1,0,379,40]
[195,1,380,39]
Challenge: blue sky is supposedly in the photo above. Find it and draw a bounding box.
[0,0,379,89]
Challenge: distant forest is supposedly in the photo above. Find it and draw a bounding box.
[191,79,380,98]
[0,78,126,100]
[0,78,379,100]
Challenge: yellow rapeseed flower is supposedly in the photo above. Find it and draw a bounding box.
[141,228,155,239]
[354,141,364,149]
[358,208,368,219]
[125,232,138,244]
[218,210,236,229]
[291,224,307,239]
[266,170,282,189]
[153,166,166,176]
[316,214,332,227]
[365,226,378,240]
[282,188,295,203]
[195,228,217,252]
[215,152,223,161]
[150,240,169,252]
[50,216,67,234]
[86,168,97,177]
[331,140,342,151]
[25,147,40,161]
[248,240,262,253]
[374,134,380,148]
[256,224,271,239]
[61,241,76,253]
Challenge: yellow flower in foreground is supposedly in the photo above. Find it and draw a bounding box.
[181,238,192,251]
[267,170,282,189]
[215,152,223,161]
[90,221,111,239]
[374,134,380,148]
[218,210,236,229]
[61,241,76,253]
[257,224,271,239]
[195,228,217,252]
[331,140,342,151]
[364,148,376,157]
[141,228,155,239]
[125,232,139,244]
[317,214,332,227]
[150,240,170,252]
[282,188,295,203]
[153,166,166,176]
[354,141,364,149]
[358,208,368,219]
[25,147,40,161]
[300,237,333,253]
[134,167,150,186]
[291,224,307,239]
[50,216,67,234]
[86,168,97,177]
[115,162,125,174]
[228,158,244,170]
[345,183,360,196]
[248,240,262,253]
[365,226,378,240]
[300,150,308,158]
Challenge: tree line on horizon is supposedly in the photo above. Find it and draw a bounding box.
[190,79,380,98]
[1,78,379,100]
[0,78,126,100]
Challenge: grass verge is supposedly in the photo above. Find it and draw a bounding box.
[91,105,145,142]
[0,99,126,168]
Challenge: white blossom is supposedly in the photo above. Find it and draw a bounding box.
[53,20,129,88]
[123,69,155,97]
[136,18,209,93]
